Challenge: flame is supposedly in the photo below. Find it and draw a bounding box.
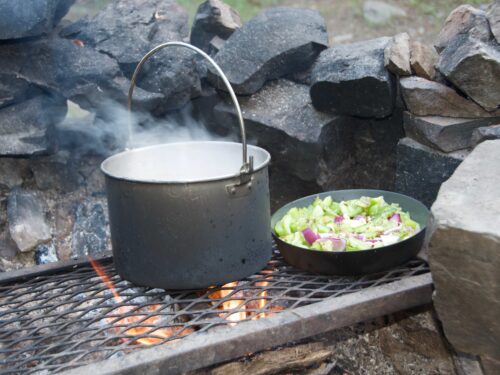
[89,257,193,346]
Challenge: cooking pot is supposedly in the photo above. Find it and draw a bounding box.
[101,42,272,289]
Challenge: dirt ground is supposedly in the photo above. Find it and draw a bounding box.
[67,0,489,45]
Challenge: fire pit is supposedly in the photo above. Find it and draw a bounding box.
[0,248,431,374]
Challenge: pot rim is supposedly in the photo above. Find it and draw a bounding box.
[100,141,271,184]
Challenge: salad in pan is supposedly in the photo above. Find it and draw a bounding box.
[274,196,420,252]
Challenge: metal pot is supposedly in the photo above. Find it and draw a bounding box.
[101,42,272,289]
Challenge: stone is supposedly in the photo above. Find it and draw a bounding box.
[410,41,438,80]
[471,124,500,146]
[214,79,338,182]
[403,112,500,152]
[71,199,110,259]
[384,32,411,76]
[0,159,29,189]
[487,2,500,43]
[0,231,17,260]
[438,34,500,111]
[0,94,67,156]
[7,189,52,252]
[481,356,500,375]
[363,1,406,25]
[427,140,500,361]
[310,37,396,118]
[435,5,492,52]
[190,0,242,53]
[0,0,74,40]
[61,0,201,112]
[0,74,37,109]
[400,76,500,118]
[395,137,467,207]
[30,153,84,193]
[209,7,328,95]
[34,243,58,265]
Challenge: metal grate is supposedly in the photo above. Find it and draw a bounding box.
[0,251,429,375]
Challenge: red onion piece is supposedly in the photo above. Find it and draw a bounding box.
[334,215,344,224]
[389,213,401,223]
[302,228,320,245]
[320,237,346,251]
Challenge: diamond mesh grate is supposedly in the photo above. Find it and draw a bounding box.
[0,251,429,374]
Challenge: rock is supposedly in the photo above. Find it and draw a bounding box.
[190,0,242,53]
[0,159,29,189]
[395,137,467,207]
[71,199,110,259]
[481,356,500,375]
[410,41,438,80]
[214,79,338,182]
[438,34,500,111]
[403,112,500,152]
[435,5,492,52]
[0,93,67,156]
[363,1,406,25]
[487,2,500,43]
[310,37,396,118]
[61,0,201,112]
[427,140,500,361]
[7,189,52,252]
[400,76,500,118]
[269,168,320,213]
[471,124,500,146]
[0,74,37,109]
[30,153,84,193]
[0,231,17,260]
[0,0,74,40]
[34,243,58,265]
[384,33,411,76]
[209,7,328,95]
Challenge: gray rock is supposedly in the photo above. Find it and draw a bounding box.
[410,41,438,80]
[481,356,500,375]
[471,124,500,146]
[0,0,74,40]
[384,32,411,76]
[0,231,17,260]
[363,1,406,25]
[0,159,29,189]
[310,37,396,118]
[61,0,201,112]
[214,79,339,182]
[403,112,500,152]
[0,74,37,109]
[486,2,500,44]
[71,199,110,259]
[34,243,58,265]
[0,94,67,156]
[438,34,500,111]
[435,5,492,52]
[400,76,500,118]
[395,137,467,207]
[209,7,328,95]
[427,140,500,361]
[191,0,242,53]
[7,189,52,252]
[30,153,84,193]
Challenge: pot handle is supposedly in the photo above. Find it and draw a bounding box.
[127,41,253,177]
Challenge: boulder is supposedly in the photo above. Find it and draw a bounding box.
[311,37,395,118]
[209,7,328,95]
[438,34,500,111]
[427,140,500,361]
[395,137,467,207]
[384,32,411,76]
[34,243,58,265]
[213,79,339,182]
[0,74,37,109]
[486,2,500,43]
[471,124,500,146]
[435,5,492,52]
[403,112,500,152]
[363,1,406,25]
[190,0,242,53]
[0,93,67,156]
[410,41,438,80]
[400,76,500,118]
[30,153,84,193]
[0,159,29,189]
[0,0,74,40]
[7,189,52,252]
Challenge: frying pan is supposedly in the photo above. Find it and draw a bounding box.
[271,189,430,275]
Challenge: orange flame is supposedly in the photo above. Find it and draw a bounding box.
[89,257,193,345]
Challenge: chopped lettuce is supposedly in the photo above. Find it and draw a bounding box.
[275,196,420,252]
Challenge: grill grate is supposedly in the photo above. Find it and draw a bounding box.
[0,251,429,374]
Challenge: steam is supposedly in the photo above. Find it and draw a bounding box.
[57,100,236,156]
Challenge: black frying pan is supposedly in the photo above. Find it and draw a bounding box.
[271,189,430,275]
